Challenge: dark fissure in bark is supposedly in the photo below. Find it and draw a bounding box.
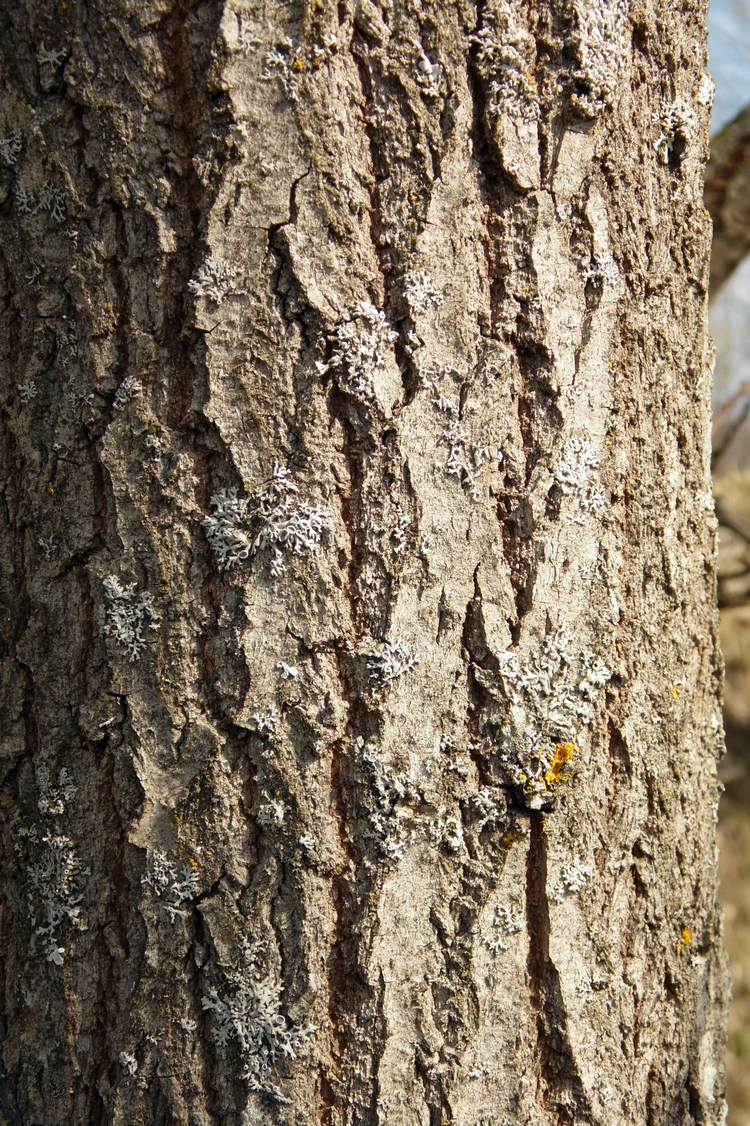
[526,812,593,1125]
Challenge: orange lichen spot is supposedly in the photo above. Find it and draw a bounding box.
[58,1,68,10]
[544,741,579,788]
[672,684,680,700]
[187,857,199,868]
[502,829,524,847]
[46,482,55,495]
[676,926,693,955]
[292,58,306,72]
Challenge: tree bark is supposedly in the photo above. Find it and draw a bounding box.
[0,1,728,1124]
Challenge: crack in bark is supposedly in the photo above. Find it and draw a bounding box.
[349,30,430,407]
[495,488,539,641]
[526,812,594,1124]
[322,640,388,1124]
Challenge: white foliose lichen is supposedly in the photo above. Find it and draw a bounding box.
[485,902,524,953]
[256,792,287,828]
[552,858,592,902]
[37,533,56,560]
[15,186,37,214]
[0,131,23,165]
[442,419,494,498]
[423,366,497,496]
[317,300,397,401]
[188,256,239,303]
[113,374,142,410]
[496,631,611,807]
[24,830,89,965]
[37,43,68,68]
[102,575,160,662]
[586,252,620,288]
[234,19,259,54]
[260,38,300,101]
[18,378,39,403]
[37,181,67,222]
[202,489,251,568]
[119,1051,138,1076]
[36,764,76,817]
[202,951,314,1101]
[366,639,420,684]
[391,507,410,555]
[567,0,627,118]
[16,181,67,222]
[654,96,698,166]
[470,15,538,124]
[142,851,200,923]
[203,464,330,576]
[251,705,279,737]
[359,742,416,861]
[403,270,442,316]
[697,73,715,110]
[554,437,607,515]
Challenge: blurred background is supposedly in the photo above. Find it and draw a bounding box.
[708,1,750,1120]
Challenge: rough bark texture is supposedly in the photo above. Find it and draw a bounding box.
[705,100,750,299]
[0,1,728,1124]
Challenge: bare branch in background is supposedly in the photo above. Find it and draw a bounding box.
[715,499,750,608]
[712,379,750,468]
[706,100,750,298]
[716,496,750,544]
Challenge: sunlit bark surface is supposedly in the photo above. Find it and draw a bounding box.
[0,1,728,1123]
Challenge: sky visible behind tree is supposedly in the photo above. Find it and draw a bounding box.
[709,0,750,454]
[709,0,750,129]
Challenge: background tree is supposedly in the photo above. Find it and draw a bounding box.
[705,100,750,299]
[702,11,750,1110]
[0,1,729,1124]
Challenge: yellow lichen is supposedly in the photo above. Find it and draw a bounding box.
[292,58,306,72]
[676,926,693,955]
[543,741,580,788]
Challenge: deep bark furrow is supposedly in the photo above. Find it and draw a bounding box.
[526,812,593,1124]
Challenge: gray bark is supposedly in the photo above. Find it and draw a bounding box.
[0,1,728,1124]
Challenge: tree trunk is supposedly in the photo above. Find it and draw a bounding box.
[0,1,728,1123]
